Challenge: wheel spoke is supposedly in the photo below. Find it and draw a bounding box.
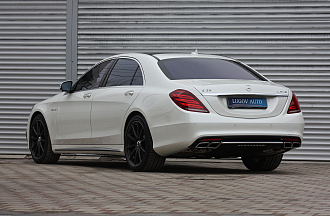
[39,129,45,136]
[134,149,139,165]
[38,121,44,134]
[36,121,41,134]
[137,149,142,163]
[32,126,38,136]
[137,123,142,139]
[132,123,138,139]
[127,143,135,149]
[39,142,44,153]
[30,136,38,141]
[127,134,136,142]
[138,128,144,140]
[135,123,139,138]
[140,145,146,153]
[129,148,136,161]
[36,144,40,157]
[31,141,37,150]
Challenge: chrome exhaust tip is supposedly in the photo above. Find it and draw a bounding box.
[196,142,209,148]
[284,142,293,148]
[207,142,221,149]
[195,139,222,149]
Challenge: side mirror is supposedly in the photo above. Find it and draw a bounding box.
[60,81,73,93]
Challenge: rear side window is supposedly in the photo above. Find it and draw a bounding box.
[131,67,143,85]
[105,59,143,87]
[158,58,264,81]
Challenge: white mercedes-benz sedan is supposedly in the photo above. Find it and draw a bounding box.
[27,53,304,172]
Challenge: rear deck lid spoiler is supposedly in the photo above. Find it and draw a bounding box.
[202,92,289,97]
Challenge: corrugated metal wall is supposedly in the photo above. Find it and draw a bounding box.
[0,0,328,160]
[0,0,67,154]
[78,0,330,160]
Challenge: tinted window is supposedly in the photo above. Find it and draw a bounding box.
[105,59,143,87]
[131,67,143,85]
[158,58,264,81]
[75,60,113,91]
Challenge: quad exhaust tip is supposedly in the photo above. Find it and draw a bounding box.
[283,137,301,149]
[284,142,301,148]
[194,137,301,150]
[196,142,221,149]
[195,138,222,149]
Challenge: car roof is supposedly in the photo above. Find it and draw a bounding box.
[152,53,234,61]
[98,53,234,64]
[84,52,237,76]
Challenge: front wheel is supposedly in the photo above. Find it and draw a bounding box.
[242,154,283,171]
[29,114,60,164]
[124,115,165,172]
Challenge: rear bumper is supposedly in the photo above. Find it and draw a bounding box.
[150,110,304,157]
[171,135,301,158]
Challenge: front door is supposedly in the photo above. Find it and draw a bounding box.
[54,60,114,147]
[55,90,94,145]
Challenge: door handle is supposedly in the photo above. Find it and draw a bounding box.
[125,90,134,96]
[83,93,92,99]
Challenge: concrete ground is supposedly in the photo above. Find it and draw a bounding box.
[0,155,329,216]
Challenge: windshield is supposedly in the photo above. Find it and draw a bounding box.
[158,58,265,81]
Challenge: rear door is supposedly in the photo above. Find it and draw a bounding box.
[90,58,144,146]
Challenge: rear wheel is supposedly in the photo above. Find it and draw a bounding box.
[124,115,165,172]
[242,154,283,171]
[29,114,60,164]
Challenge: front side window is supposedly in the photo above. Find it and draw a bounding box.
[105,58,143,87]
[158,58,265,81]
[74,60,113,91]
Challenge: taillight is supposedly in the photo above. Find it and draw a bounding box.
[169,89,209,113]
[201,138,222,142]
[287,93,301,114]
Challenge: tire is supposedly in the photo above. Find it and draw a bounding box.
[124,115,166,172]
[242,154,283,171]
[29,114,60,164]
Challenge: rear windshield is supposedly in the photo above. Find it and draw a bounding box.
[158,58,265,81]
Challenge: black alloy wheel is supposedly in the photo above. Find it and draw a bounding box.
[30,117,46,160]
[29,114,60,164]
[126,119,146,167]
[124,115,165,172]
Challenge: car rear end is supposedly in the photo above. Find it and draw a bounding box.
[151,54,304,160]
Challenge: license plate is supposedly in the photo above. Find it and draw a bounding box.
[227,98,267,109]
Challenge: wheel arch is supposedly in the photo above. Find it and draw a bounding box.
[28,109,56,150]
[28,110,61,164]
[123,110,154,146]
[30,111,43,122]
[123,110,166,171]
[124,111,146,132]
[27,111,45,145]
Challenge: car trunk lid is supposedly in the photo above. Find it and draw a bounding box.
[174,79,289,119]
